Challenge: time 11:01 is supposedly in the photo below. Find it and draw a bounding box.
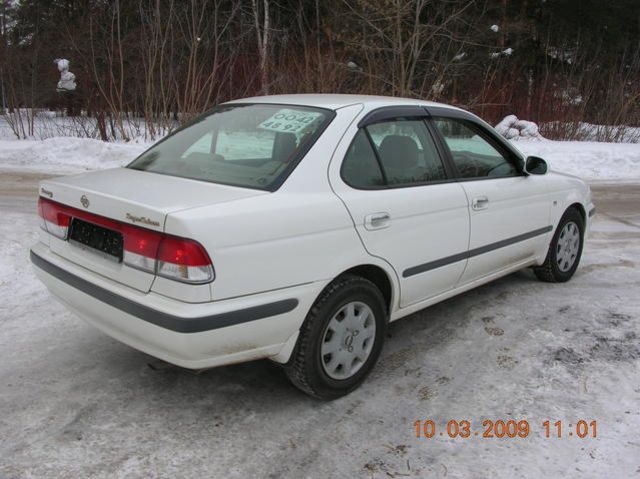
[543,420,597,438]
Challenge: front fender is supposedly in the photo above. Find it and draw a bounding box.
[546,171,593,237]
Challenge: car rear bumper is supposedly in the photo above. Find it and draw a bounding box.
[31,242,319,369]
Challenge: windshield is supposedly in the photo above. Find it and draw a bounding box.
[128,103,334,190]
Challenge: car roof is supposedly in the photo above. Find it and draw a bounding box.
[227,93,464,112]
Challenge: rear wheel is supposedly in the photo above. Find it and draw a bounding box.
[534,207,584,282]
[285,275,387,399]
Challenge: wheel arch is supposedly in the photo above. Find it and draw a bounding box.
[568,202,586,225]
[551,202,586,238]
[336,264,395,314]
[273,262,397,366]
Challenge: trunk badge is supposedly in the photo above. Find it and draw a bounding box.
[125,213,160,227]
[80,195,90,208]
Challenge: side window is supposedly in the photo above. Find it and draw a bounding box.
[367,120,446,185]
[433,118,519,179]
[341,130,384,188]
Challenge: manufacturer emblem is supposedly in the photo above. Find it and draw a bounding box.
[80,195,90,208]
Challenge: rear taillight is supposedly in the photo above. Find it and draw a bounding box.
[38,197,70,239]
[37,196,214,284]
[157,236,214,283]
[122,226,214,284]
[122,225,163,274]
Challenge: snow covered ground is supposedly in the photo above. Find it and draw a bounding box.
[516,140,640,183]
[0,134,639,182]
[0,137,149,174]
[0,174,638,478]
[0,131,638,477]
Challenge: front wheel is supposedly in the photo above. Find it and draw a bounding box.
[534,207,585,282]
[284,275,387,399]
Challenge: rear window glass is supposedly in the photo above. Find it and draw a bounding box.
[128,104,333,190]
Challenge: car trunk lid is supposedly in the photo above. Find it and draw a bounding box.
[39,167,267,292]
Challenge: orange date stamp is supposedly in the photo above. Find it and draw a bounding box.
[414,419,597,439]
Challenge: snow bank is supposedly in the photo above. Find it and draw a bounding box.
[495,115,543,140]
[494,116,639,181]
[0,137,149,174]
[516,140,640,182]
[0,135,638,182]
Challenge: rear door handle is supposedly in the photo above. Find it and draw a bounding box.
[364,212,391,230]
[472,196,489,210]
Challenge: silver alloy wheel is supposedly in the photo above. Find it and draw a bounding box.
[320,301,377,380]
[556,221,580,272]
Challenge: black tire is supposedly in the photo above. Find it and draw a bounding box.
[534,207,585,282]
[284,275,387,400]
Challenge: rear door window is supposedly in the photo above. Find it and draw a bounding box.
[367,120,446,185]
[341,119,447,188]
[341,130,385,188]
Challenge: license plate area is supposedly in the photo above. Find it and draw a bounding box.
[68,218,123,262]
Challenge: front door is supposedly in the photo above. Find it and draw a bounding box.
[430,117,551,285]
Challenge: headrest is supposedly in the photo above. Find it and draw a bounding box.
[378,135,419,169]
[273,132,298,163]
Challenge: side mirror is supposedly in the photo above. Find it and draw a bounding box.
[524,156,547,175]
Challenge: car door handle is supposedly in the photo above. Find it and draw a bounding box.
[364,212,391,230]
[472,196,489,210]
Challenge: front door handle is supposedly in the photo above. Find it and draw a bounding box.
[472,196,489,210]
[364,212,391,230]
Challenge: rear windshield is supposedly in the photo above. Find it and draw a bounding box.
[128,104,334,190]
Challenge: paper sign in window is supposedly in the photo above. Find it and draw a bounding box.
[258,109,322,134]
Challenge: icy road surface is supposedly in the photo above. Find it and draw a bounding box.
[0,174,638,478]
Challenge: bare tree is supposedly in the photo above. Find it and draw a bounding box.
[251,0,270,94]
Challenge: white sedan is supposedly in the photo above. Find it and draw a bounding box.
[31,94,594,398]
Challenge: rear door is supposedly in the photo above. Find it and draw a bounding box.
[429,115,550,285]
[330,109,470,308]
